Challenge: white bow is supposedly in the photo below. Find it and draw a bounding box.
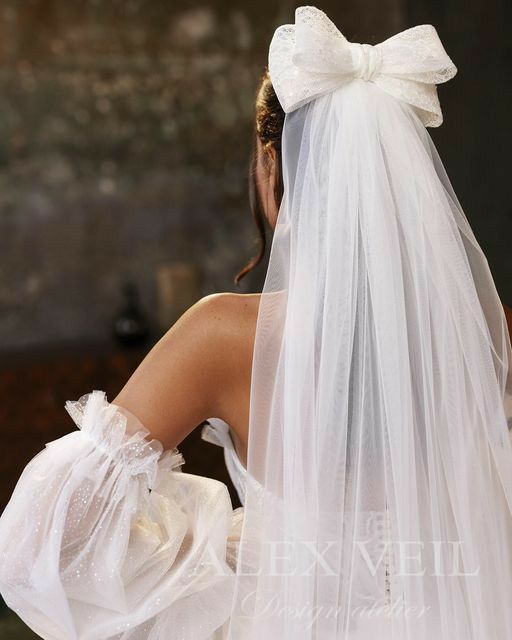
[268,6,457,127]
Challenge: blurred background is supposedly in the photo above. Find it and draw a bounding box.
[0,0,510,636]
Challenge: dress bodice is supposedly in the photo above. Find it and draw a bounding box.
[202,418,247,506]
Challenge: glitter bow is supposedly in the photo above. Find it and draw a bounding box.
[268,5,457,127]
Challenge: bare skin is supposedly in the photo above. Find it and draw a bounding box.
[113,292,259,467]
[113,138,278,467]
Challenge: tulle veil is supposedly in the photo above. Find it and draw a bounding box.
[223,6,512,639]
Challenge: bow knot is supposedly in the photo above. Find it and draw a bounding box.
[349,42,383,81]
[268,6,457,127]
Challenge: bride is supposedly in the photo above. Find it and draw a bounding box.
[1,6,512,640]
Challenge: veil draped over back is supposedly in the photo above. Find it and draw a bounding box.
[225,7,512,639]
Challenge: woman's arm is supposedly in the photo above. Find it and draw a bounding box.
[0,293,245,640]
[113,292,246,450]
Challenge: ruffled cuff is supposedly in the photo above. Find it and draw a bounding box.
[64,389,184,489]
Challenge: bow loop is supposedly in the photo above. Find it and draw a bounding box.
[268,6,457,127]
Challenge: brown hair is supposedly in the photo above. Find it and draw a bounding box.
[234,68,285,285]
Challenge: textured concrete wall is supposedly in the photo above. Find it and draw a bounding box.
[0,1,275,349]
[0,0,509,352]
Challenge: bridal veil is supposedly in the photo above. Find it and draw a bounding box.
[224,6,512,639]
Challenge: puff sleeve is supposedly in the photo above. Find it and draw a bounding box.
[0,390,237,640]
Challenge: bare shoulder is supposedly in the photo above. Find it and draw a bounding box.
[180,292,260,375]
[113,292,259,448]
[190,292,260,322]
[158,292,258,344]
[155,292,260,380]
[179,292,259,424]
[187,292,260,337]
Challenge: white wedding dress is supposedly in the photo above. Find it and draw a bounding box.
[201,417,248,508]
[0,389,247,640]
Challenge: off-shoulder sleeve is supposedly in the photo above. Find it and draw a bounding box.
[0,390,237,640]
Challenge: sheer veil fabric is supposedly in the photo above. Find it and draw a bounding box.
[223,6,512,639]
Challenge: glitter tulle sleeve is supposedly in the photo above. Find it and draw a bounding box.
[0,390,236,640]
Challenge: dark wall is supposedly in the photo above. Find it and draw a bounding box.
[0,0,509,352]
[406,0,512,305]
[0,0,274,350]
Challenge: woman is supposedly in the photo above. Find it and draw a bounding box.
[1,6,512,640]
